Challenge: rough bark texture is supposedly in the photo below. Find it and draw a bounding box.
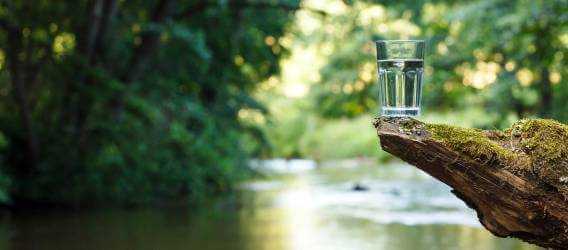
[373,117,568,249]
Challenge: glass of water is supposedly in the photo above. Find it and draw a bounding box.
[376,40,425,117]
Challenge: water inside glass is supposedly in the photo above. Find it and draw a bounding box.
[376,40,425,117]
[377,59,423,116]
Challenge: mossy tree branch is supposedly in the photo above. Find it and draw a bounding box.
[374,117,568,249]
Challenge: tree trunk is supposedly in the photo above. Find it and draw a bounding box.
[111,0,175,120]
[6,27,40,174]
[534,24,553,118]
[75,0,119,132]
[373,117,568,249]
[121,0,175,84]
[539,67,553,118]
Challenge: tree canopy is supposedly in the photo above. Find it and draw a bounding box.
[312,0,567,125]
[0,0,299,205]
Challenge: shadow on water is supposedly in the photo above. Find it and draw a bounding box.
[0,160,538,250]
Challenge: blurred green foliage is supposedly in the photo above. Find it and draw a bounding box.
[0,0,565,206]
[254,0,565,161]
[0,0,298,206]
[313,0,567,126]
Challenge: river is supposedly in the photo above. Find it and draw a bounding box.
[0,160,537,250]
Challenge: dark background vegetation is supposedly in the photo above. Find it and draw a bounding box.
[0,0,300,206]
[0,0,565,207]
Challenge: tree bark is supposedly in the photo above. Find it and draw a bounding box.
[373,117,568,249]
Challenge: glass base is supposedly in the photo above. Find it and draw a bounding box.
[381,107,420,117]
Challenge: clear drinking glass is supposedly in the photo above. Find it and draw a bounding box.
[376,40,425,117]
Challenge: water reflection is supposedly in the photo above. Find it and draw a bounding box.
[0,161,538,250]
[236,160,537,250]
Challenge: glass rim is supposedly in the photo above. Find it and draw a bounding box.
[375,39,425,44]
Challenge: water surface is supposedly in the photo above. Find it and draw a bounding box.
[0,160,538,250]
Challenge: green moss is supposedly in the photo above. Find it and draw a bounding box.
[426,124,516,165]
[416,118,568,199]
[514,119,568,164]
[425,119,568,194]
[513,119,568,187]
